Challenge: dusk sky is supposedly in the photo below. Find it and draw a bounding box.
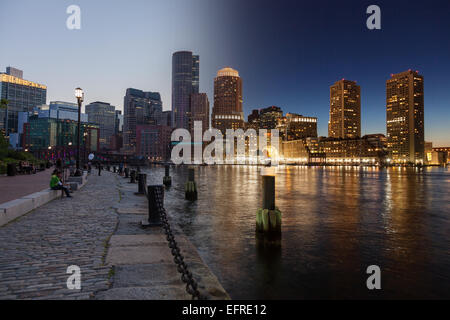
[1,0,449,145]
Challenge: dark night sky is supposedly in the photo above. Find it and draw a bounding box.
[223,0,450,145]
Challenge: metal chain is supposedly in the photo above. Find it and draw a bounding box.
[153,187,205,300]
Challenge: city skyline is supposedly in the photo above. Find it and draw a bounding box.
[1,0,449,146]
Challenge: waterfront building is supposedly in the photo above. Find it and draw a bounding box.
[0,67,46,134]
[277,113,318,141]
[328,79,361,139]
[280,135,385,165]
[318,136,385,164]
[123,88,163,153]
[22,114,99,153]
[364,133,387,150]
[48,101,88,122]
[281,139,310,164]
[386,70,425,164]
[190,93,210,135]
[212,67,244,134]
[172,51,199,130]
[136,125,172,161]
[259,106,283,130]
[85,101,116,150]
[246,109,260,130]
[430,147,450,165]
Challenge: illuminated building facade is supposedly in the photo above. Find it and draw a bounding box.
[328,79,361,139]
[0,67,46,134]
[279,135,386,165]
[386,70,424,163]
[277,113,317,141]
[318,136,385,164]
[212,67,244,134]
[259,106,283,130]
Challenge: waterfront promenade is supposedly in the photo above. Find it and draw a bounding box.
[0,172,118,299]
[0,170,228,300]
[0,170,52,205]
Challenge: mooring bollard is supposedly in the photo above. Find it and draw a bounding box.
[256,175,281,234]
[185,167,197,201]
[163,164,172,186]
[137,173,147,195]
[130,170,136,183]
[141,185,164,227]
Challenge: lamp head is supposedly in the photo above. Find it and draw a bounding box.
[75,87,84,102]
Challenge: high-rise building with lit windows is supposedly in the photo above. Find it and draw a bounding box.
[328,79,361,139]
[386,70,424,163]
[0,67,46,134]
[212,67,243,134]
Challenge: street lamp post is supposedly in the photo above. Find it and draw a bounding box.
[75,88,84,176]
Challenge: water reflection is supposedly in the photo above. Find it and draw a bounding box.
[145,165,450,299]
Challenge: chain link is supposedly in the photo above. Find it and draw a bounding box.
[152,187,205,300]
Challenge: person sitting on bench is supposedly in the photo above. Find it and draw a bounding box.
[50,170,72,198]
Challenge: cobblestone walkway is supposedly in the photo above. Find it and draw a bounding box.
[0,172,119,299]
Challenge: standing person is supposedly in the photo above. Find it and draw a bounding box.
[50,170,72,198]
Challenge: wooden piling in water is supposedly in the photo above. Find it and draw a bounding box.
[256,175,281,235]
[163,164,172,186]
[185,167,198,201]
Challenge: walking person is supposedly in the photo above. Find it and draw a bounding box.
[98,162,102,176]
[50,170,72,198]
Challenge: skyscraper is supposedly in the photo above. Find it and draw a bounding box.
[192,55,200,94]
[190,93,209,134]
[328,79,361,139]
[123,88,163,152]
[386,70,424,163]
[0,67,46,134]
[172,51,199,130]
[212,67,243,134]
[85,101,116,150]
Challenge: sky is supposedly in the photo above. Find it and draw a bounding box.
[1,0,449,146]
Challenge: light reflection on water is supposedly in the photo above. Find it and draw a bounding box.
[145,165,450,299]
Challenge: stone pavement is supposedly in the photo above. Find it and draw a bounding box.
[96,171,229,300]
[0,169,52,205]
[0,172,119,299]
[0,169,229,300]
